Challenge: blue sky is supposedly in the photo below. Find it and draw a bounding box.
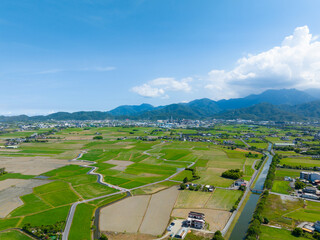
[1,0,320,115]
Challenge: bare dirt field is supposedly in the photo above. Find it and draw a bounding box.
[105,160,134,171]
[100,195,150,233]
[102,232,154,240]
[0,156,84,175]
[100,186,179,236]
[171,208,231,232]
[0,179,50,218]
[139,186,179,235]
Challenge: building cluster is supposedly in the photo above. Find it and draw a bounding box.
[299,172,320,200]
[299,221,320,234]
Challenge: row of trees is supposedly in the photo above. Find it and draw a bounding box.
[264,154,281,189]
[245,191,269,240]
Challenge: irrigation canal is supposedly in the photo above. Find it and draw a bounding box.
[229,144,273,240]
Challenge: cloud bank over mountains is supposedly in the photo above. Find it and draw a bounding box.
[132,26,320,100]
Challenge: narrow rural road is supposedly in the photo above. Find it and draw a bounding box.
[62,191,125,240]
[240,138,250,148]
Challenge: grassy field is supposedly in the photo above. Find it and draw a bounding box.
[206,188,243,211]
[260,225,308,240]
[280,157,320,168]
[0,230,33,240]
[271,180,292,194]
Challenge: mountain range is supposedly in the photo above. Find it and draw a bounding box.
[1,89,320,122]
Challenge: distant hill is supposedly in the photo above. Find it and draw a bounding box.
[216,89,316,110]
[109,103,154,116]
[214,103,302,121]
[1,88,320,122]
[303,88,320,100]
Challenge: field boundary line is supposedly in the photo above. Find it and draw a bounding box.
[68,182,84,201]
[137,195,152,233]
[16,217,24,227]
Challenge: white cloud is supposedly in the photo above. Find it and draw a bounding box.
[205,26,320,98]
[132,77,192,98]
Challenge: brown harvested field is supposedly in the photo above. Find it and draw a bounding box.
[105,160,134,171]
[100,186,179,236]
[103,232,154,240]
[235,148,260,154]
[0,156,85,175]
[0,179,50,218]
[100,195,150,233]
[0,179,28,191]
[139,186,179,235]
[171,208,231,232]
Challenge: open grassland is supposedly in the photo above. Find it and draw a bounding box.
[271,180,292,194]
[262,194,320,229]
[0,230,33,240]
[260,225,309,240]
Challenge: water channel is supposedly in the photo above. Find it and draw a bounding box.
[229,144,273,240]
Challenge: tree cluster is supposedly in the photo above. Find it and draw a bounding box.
[221,169,243,180]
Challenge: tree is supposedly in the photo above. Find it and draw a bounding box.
[183,177,188,183]
[180,183,186,190]
[295,180,306,190]
[292,228,303,237]
[99,234,108,240]
[212,230,224,240]
[313,232,320,240]
[93,136,103,140]
[189,184,194,191]
[263,217,269,224]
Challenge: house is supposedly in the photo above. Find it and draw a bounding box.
[303,187,317,194]
[301,193,319,200]
[186,211,206,230]
[235,179,244,186]
[189,219,205,229]
[188,211,205,220]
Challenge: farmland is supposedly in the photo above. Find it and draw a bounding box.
[2,123,318,239]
